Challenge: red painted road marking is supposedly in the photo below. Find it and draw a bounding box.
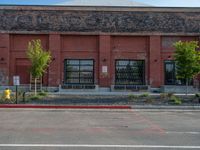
[0,104,131,109]
[129,109,166,135]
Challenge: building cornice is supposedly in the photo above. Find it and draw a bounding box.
[0,5,200,13]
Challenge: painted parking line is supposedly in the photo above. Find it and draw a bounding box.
[166,131,200,135]
[0,144,200,149]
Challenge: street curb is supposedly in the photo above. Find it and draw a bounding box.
[131,105,200,109]
[0,104,200,110]
[0,104,131,109]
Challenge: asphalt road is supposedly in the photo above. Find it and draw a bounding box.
[0,109,200,150]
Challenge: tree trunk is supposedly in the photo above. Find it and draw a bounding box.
[34,78,37,96]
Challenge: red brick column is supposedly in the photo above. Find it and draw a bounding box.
[48,34,61,87]
[149,36,162,88]
[99,35,111,87]
[0,34,10,85]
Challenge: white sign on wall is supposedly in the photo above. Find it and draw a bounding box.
[102,66,108,73]
[13,76,20,86]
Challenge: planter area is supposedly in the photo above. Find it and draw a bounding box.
[1,92,200,106]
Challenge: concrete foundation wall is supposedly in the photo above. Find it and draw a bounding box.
[161,86,199,94]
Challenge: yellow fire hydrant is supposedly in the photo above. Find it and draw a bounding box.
[3,88,11,100]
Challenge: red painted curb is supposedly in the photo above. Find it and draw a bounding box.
[0,104,131,109]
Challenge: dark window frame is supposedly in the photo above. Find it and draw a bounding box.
[115,59,145,85]
[164,60,176,85]
[64,59,95,85]
[164,60,193,85]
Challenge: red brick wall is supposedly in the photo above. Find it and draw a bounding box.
[149,36,161,87]
[0,34,9,85]
[61,35,99,84]
[111,36,148,85]
[48,34,61,86]
[9,34,49,85]
[2,33,199,88]
[99,35,111,87]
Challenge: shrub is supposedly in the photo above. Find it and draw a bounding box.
[160,93,168,99]
[29,95,41,100]
[38,91,47,96]
[138,93,149,98]
[195,93,200,98]
[167,92,174,98]
[169,95,182,105]
[27,91,48,101]
[145,98,153,104]
[0,93,16,104]
[128,94,138,100]
[194,93,200,103]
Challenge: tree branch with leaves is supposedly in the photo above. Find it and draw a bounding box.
[27,39,51,95]
[174,41,200,94]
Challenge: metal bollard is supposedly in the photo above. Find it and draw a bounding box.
[23,92,26,103]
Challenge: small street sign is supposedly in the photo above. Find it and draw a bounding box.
[102,66,108,73]
[13,76,20,86]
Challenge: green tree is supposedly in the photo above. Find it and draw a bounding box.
[27,39,51,95]
[174,41,200,94]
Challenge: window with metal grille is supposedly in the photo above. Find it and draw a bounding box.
[115,60,145,85]
[164,60,192,85]
[64,59,94,84]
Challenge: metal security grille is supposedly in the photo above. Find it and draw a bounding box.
[115,60,145,85]
[64,59,94,84]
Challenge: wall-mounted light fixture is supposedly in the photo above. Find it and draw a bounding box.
[0,57,4,61]
[102,58,107,62]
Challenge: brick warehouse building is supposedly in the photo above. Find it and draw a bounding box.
[0,5,200,92]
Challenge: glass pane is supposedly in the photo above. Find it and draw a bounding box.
[80,66,93,71]
[116,60,129,66]
[67,60,79,65]
[165,62,175,85]
[80,72,93,78]
[80,78,93,84]
[66,72,79,78]
[66,78,79,83]
[66,65,79,72]
[116,66,127,73]
[80,60,93,65]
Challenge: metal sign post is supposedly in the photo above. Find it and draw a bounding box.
[13,76,20,104]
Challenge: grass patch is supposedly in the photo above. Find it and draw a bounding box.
[27,92,48,101]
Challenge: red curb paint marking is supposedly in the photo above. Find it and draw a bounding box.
[0,104,131,109]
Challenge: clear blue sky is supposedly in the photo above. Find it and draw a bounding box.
[0,0,200,7]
